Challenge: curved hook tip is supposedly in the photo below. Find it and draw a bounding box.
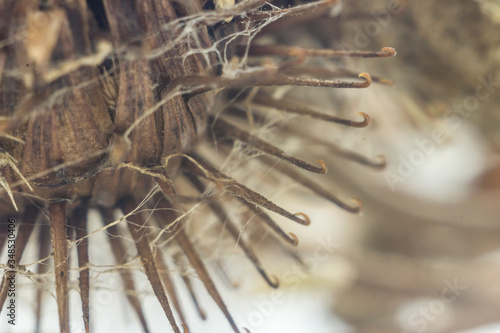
[317,159,327,174]
[381,47,397,57]
[374,154,387,169]
[268,275,280,289]
[354,112,370,128]
[349,198,363,213]
[288,232,299,246]
[294,212,311,226]
[357,73,372,88]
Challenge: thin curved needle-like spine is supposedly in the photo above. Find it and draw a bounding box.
[214,258,240,288]
[179,70,372,90]
[184,172,280,288]
[254,72,372,88]
[247,45,397,58]
[133,68,370,151]
[329,148,386,170]
[295,128,387,169]
[49,202,70,333]
[153,198,241,333]
[35,223,51,333]
[119,198,181,333]
[154,248,188,325]
[182,154,311,226]
[150,204,206,321]
[70,200,90,333]
[210,117,327,174]
[175,228,240,332]
[98,207,151,333]
[169,71,371,100]
[259,156,362,213]
[240,199,300,246]
[222,109,384,170]
[284,67,395,85]
[177,265,207,320]
[250,94,370,128]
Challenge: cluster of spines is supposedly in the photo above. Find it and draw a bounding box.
[0,1,396,332]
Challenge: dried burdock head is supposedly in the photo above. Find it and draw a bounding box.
[0,1,395,332]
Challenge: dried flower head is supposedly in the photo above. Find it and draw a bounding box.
[0,1,395,332]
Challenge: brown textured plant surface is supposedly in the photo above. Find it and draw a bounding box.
[0,1,395,332]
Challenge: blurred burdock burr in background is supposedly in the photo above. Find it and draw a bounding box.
[322,1,500,332]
